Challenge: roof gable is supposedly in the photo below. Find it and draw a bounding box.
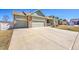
[32,10,45,17]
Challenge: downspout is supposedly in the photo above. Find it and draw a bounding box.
[27,16,29,28]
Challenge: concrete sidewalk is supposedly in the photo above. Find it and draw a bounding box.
[9,27,79,50]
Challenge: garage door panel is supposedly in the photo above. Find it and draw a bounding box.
[32,22,44,27]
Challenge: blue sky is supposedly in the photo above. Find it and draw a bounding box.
[0,9,79,22]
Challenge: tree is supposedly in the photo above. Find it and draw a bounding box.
[58,19,63,25]
[52,16,55,18]
[2,15,9,22]
[60,19,63,20]
[56,17,59,19]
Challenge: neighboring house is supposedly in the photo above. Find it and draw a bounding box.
[45,16,53,26]
[46,16,59,27]
[13,10,47,28]
[70,19,79,25]
[0,21,10,30]
[62,19,69,25]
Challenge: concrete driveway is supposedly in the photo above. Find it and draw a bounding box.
[9,27,79,50]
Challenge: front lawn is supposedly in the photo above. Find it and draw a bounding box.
[54,25,79,32]
[0,30,13,50]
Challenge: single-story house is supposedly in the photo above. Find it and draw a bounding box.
[13,10,47,28]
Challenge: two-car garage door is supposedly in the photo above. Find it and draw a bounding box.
[32,17,45,27]
[32,22,45,27]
